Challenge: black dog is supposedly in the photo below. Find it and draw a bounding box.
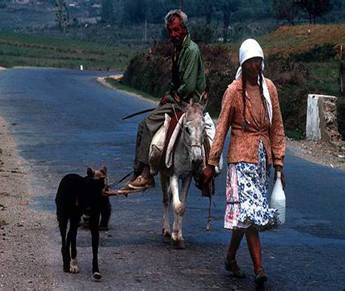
[55,167,108,281]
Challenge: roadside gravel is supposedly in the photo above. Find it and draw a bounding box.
[0,117,57,290]
[287,137,345,169]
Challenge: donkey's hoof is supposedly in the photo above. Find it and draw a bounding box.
[69,259,79,273]
[92,272,102,281]
[171,239,185,249]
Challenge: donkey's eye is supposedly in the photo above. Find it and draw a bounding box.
[185,127,191,135]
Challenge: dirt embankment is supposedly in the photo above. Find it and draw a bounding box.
[0,117,56,289]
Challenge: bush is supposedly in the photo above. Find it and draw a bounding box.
[122,41,342,139]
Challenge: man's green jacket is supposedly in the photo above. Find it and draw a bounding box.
[170,34,206,103]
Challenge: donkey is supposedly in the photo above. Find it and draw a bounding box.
[159,102,205,249]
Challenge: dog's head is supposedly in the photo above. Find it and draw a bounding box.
[86,166,108,191]
[87,166,107,180]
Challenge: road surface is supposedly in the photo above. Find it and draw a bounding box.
[0,68,344,290]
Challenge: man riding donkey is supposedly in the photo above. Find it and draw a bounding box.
[119,9,220,194]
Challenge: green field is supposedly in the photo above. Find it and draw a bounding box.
[0,32,144,70]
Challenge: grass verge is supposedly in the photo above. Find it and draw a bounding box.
[0,31,144,70]
[104,77,159,103]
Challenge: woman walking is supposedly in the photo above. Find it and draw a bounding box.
[203,39,286,285]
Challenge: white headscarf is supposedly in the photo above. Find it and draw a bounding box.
[235,39,272,124]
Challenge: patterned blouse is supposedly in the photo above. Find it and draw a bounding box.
[208,77,286,167]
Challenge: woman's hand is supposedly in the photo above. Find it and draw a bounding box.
[202,165,216,185]
[274,165,286,189]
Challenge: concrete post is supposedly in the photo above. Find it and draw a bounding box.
[306,94,338,141]
[306,94,321,140]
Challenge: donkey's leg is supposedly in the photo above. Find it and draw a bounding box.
[160,173,171,242]
[69,216,80,273]
[176,175,192,242]
[171,175,192,249]
[58,217,69,272]
[90,211,102,281]
[170,175,184,215]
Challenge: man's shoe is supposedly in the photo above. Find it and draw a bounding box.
[225,259,246,278]
[128,175,154,190]
[255,268,268,284]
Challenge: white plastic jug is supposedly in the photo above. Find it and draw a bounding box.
[270,171,286,224]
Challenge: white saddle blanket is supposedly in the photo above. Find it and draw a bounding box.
[149,112,223,174]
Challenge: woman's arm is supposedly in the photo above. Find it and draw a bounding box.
[267,79,286,168]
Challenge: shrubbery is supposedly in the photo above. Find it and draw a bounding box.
[122,38,341,139]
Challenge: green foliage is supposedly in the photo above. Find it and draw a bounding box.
[189,24,216,44]
[272,0,299,24]
[0,31,142,70]
[55,0,69,33]
[101,0,115,24]
[293,44,337,62]
[295,0,331,23]
[123,0,148,24]
[105,78,159,101]
[0,0,6,9]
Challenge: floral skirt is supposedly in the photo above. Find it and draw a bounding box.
[224,141,279,231]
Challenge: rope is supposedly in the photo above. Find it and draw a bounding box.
[107,171,133,188]
[206,196,212,231]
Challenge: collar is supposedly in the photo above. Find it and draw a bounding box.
[175,34,190,51]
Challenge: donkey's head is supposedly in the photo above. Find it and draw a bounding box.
[182,101,205,167]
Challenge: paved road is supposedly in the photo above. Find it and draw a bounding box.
[0,68,344,290]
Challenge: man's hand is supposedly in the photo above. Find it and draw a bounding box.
[274,165,286,190]
[160,95,169,105]
[202,165,216,185]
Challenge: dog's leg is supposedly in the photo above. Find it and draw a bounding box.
[90,212,102,281]
[65,219,75,272]
[69,216,80,273]
[58,217,69,272]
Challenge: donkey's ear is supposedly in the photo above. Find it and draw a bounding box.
[189,98,193,105]
[87,167,94,177]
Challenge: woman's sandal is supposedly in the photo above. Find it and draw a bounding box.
[224,259,246,278]
[255,268,268,285]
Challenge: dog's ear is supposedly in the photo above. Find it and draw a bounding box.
[87,167,95,177]
[101,166,107,175]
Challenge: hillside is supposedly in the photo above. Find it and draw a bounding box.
[260,24,345,57]
[0,31,143,70]
[122,24,345,139]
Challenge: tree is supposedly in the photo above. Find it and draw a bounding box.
[295,0,331,23]
[214,0,240,43]
[123,0,148,24]
[55,0,69,33]
[101,0,115,24]
[272,0,298,24]
[0,0,7,9]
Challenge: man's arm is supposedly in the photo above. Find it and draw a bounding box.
[176,48,202,102]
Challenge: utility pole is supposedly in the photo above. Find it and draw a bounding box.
[341,45,345,97]
[144,18,147,42]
